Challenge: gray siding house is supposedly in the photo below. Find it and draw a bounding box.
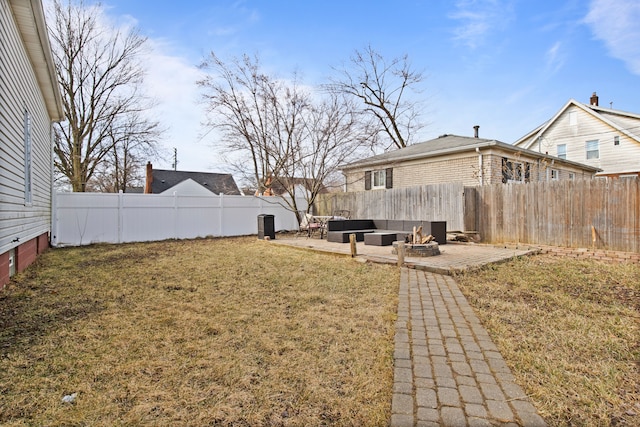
[1,0,64,287]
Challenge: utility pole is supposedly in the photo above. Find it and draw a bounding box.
[172,147,178,171]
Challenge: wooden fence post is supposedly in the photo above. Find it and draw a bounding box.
[397,241,405,267]
[349,233,357,257]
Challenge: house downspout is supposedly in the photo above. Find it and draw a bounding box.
[476,147,483,185]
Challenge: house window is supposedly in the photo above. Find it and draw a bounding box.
[364,168,393,190]
[549,169,559,181]
[372,170,386,189]
[502,159,526,183]
[568,172,575,180]
[614,135,620,146]
[24,109,32,205]
[586,140,599,159]
[557,144,567,160]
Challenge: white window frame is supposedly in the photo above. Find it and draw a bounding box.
[505,160,525,184]
[557,144,567,160]
[586,140,599,160]
[24,109,32,205]
[371,169,386,189]
[549,169,559,181]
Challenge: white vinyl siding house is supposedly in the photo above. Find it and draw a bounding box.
[1,0,64,287]
[514,94,640,178]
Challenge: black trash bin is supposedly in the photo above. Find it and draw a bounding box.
[257,214,275,240]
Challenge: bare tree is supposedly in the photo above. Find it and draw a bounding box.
[88,113,163,192]
[329,45,426,150]
[198,53,371,221]
[198,53,307,196]
[49,0,162,191]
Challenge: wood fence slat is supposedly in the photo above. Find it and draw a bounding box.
[316,178,640,252]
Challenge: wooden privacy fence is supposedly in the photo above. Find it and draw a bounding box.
[316,179,639,253]
[315,183,466,232]
[474,178,640,253]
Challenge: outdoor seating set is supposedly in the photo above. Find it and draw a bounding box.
[298,210,351,239]
[326,219,447,247]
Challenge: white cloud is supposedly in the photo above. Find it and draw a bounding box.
[142,40,221,171]
[449,0,515,48]
[545,41,565,73]
[584,0,640,75]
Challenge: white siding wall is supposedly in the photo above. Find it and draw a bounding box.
[0,0,53,255]
[517,105,640,175]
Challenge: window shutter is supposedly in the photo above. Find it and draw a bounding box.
[385,168,393,189]
[364,171,371,190]
[501,158,508,184]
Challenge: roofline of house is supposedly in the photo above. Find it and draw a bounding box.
[341,136,601,173]
[514,99,640,149]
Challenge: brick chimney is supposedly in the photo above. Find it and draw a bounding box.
[473,125,480,138]
[144,162,153,194]
[590,92,599,106]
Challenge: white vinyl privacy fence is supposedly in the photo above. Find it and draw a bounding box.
[51,192,306,247]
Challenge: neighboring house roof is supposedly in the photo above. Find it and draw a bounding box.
[268,177,329,196]
[341,134,601,173]
[514,98,640,150]
[9,0,64,121]
[150,169,241,195]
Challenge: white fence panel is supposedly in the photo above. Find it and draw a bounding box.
[52,192,305,247]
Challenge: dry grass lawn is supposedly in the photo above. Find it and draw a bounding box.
[0,237,399,426]
[457,255,640,426]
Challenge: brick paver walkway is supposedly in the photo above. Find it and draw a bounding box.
[391,268,547,427]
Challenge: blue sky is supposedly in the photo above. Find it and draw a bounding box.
[92,0,640,172]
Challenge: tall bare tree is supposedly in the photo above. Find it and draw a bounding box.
[88,112,162,192]
[329,45,426,150]
[49,0,161,191]
[198,53,372,220]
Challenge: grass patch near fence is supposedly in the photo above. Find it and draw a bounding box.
[0,237,399,426]
[457,255,640,426]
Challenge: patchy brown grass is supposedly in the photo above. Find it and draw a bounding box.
[457,255,640,426]
[0,237,398,426]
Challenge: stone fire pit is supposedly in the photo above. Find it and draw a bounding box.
[392,241,440,257]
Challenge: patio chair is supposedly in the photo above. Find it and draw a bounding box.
[297,212,322,238]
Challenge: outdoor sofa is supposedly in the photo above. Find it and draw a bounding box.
[326,219,446,246]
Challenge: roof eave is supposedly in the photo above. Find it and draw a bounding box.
[10,0,65,122]
[341,138,601,173]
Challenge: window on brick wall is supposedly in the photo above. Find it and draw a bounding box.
[365,168,393,190]
[501,158,529,184]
